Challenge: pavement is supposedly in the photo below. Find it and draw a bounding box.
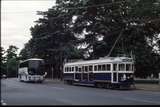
[135,83,160,92]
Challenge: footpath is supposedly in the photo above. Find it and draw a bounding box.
[135,83,160,92]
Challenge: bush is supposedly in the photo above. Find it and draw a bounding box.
[135,79,159,84]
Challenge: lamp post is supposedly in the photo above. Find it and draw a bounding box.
[6,62,8,78]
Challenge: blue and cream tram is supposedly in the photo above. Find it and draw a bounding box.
[63,57,134,89]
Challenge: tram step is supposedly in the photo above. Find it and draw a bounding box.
[73,82,95,86]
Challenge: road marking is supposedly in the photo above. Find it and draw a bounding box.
[124,97,160,105]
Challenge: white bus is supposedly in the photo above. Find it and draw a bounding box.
[18,58,47,83]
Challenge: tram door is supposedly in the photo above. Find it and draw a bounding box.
[75,66,79,81]
[88,65,94,81]
[82,66,85,81]
[82,66,89,81]
[112,72,118,83]
[112,64,118,83]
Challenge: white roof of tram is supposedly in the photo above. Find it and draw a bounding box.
[65,57,133,66]
[20,58,44,63]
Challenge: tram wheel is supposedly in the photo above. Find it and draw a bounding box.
[104,83,110,89]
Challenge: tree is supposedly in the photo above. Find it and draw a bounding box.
[5,45,19,77]
[61,0,160,78]
[0,46,7,76]
[6,45,18,61]
[7,57,19,77]
[20,4,84,79]
[19,42,33,60]
[20,0,160,78]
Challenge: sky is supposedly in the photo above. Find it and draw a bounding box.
[1,0,56,54]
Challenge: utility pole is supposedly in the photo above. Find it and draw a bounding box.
[7,62,8,78]
[158,73,160,85]
[51,65,54,80]
[52,53,54,80]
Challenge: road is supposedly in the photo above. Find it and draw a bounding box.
[1,78,160,105]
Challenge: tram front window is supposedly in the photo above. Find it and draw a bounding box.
[28,60,45,75]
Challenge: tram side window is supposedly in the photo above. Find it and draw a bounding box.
[132,64,134,71]
[79,68,82,72]
[98,65,102,71]
[94,65,98,71]
[65,67,67,72]
[113,64,117,71]
[119,64,125,71]
[75,66,78,72]
[106,64,111,71]
[85,66,88,72]
[72,67,74,71]
[67,67,69,72]
[82,66,85,72]
[69,67,71,72]
[102,65,105,71]
[89,65,93,71]
[126,64,132,71]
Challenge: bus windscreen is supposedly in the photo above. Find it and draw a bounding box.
[28,60,45,75]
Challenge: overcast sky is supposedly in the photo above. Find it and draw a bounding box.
[1,0,56,54]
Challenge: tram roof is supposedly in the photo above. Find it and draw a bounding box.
[20,58,44,63]
[65,57,133,66]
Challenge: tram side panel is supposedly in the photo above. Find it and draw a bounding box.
[94,73,112,82]
[63,73,74,84]
[118,73,134,87]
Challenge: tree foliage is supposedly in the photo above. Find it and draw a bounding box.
[5,45,19,77]
[20,0,160,78]
[1,46,6,76]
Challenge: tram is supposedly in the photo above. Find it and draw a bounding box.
[63,56,135,89]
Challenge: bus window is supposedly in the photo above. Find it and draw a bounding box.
[106,64,111,71]
[20,61,28,68]
[119,64,125,71]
